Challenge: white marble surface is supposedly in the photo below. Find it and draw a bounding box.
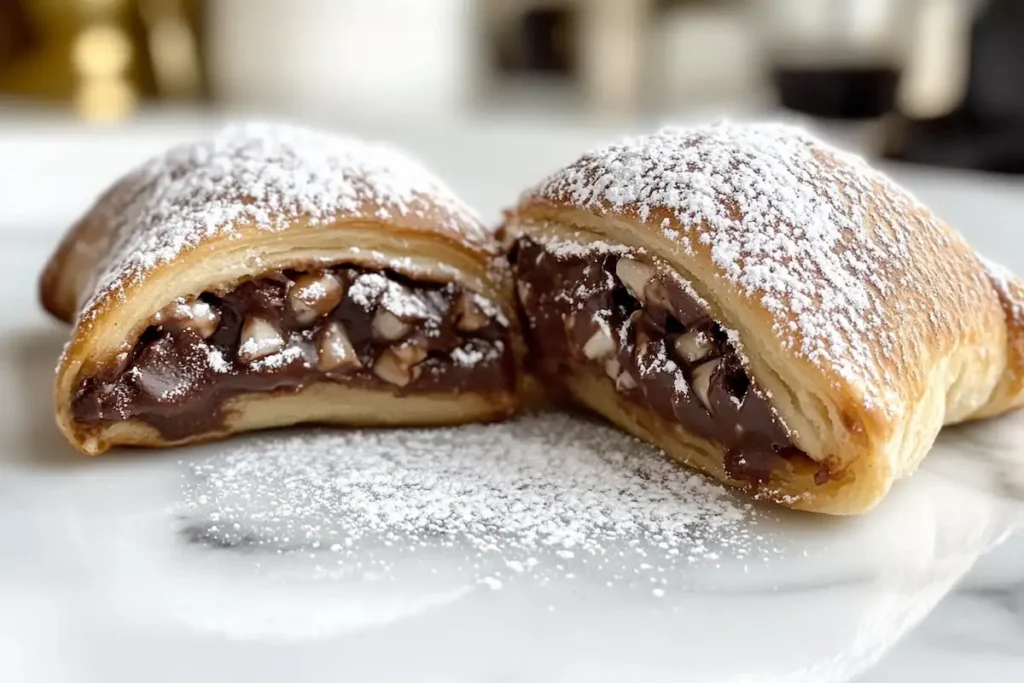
[0,113,1021,682]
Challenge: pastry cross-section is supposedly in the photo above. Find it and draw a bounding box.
[503,122,1024,514]
[41,123,521,454]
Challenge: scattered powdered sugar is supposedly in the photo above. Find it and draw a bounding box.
[348,273,389,308]
[301,280,328,300]
[532,232,634,260]
[637,341,679,378]
[77,121,487,322]
[470,293,509,327]
[451,340,504,367]
[238,335,278,361]
[205,345,232,374]
[176,412,779,588]
[347,273,432,320]
[248,345,306,372]
[380,281,432,320]
[525,122,984,410]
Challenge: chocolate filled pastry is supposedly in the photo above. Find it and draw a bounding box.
[42,123,520,455]
[503,123,1024,514]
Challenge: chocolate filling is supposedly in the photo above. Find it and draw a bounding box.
[72,267,515,440]
[511,236,829,484]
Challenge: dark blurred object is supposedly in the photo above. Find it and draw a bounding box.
[773,67,900,120]
[762,0,920,120]
[0,0,206,121]
[493,5,577,77]
[885,0,1024,174]
[0,0,38,67]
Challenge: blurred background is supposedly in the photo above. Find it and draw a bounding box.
[0,0,1023,173]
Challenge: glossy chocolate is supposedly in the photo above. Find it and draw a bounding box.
[511,236,826,484]
[72,267,515,440]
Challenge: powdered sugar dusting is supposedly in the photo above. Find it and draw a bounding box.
[248,345,306,372]
[348,273,389,308]
[78,122,486,322]
[531,232,634,259]
[177,413,777,587]
[470,293,509,327]
[451,340,504,367]
[380,282,432,319]
[205,346,231,374]
[527,122,985,410]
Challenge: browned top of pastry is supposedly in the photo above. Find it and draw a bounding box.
[41,122,492,325]
[511,122,1010,419]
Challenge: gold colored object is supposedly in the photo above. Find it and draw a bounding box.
[72,0,137,121]
[76,75,136,120]
[72,23,133,77]
[0,0,206,121]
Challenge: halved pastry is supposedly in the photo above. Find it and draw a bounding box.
[503,122,1024,514]
[42,123,520,455]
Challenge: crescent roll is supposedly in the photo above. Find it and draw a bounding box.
[503,123,1024,515]
[42,123,520,455]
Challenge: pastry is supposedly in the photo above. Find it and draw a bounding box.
[42,123,520,455]
[502,123,1024,514]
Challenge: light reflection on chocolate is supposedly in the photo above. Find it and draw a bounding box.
[511,237,828,484]
[71,267,515,440]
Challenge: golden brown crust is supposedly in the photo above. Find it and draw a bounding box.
[43,123,521,454]
[503,123,1021,514]
[972,257,1024,418]
[41,123,496,326]
[562,371,887,514]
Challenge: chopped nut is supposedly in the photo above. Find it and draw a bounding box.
[372,339,428,386]
[455,292,489,332]
[372,348,415,386]
[189,302,222,339]
[154,299,221,339]
[582,321,616,359]
[674,330,715,364]
[604,358,621,380]
[615,258,655,301]
[288,271,344,325]
[372,310,411,341]
[391,342,428,366]
[317,321,361,372]
[615,370,638,391]
[643,278,673,310]
[238,316,285,362]
[691,359,720,410]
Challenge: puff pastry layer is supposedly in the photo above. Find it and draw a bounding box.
[42,123,520,454]
[503,123,1024,514]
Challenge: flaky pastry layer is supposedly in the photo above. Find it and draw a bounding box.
[503,123,1024,514]
[41,123,521,454]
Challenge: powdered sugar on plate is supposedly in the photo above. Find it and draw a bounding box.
[524,122,985,410]
[77,122,487,322]
[177,412,779,589]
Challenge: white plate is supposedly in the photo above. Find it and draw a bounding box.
[1,117,1022,683]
